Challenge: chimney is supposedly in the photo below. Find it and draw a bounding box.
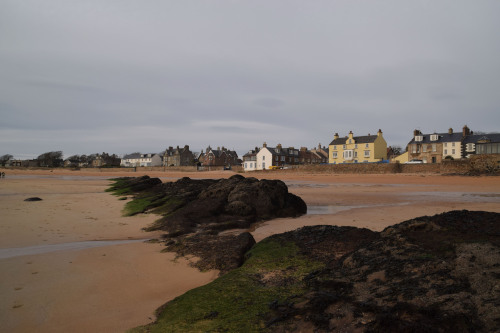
[277,143,282,149]
[462,125,470,137]
[448,128,453,134]
[413,129,420,136]
[378,129,383,136]
[263,142,267,148]
[300,147,307,152]
[217,146,220,151]
[334,133,339,140]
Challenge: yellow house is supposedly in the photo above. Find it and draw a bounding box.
[392,151,409,164]
[329,129,388,164]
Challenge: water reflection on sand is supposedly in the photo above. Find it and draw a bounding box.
[0,239,148,260]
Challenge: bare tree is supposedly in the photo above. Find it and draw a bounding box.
[37,151,63,167]
[0,154,13,166]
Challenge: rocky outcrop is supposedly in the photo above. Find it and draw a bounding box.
[133,210,500,333]
[264,210,500,332]
[108,175,306,236]
[108,175,307,274]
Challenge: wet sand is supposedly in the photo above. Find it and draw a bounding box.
[1,169,499,332]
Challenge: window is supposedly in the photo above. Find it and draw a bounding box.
[466,143,475,152]
[452,142,455,147]
[431,134,438,141]
[365,144,369,148]
[262,156,265,161]
[432,144,437,152]
[333,145,337,150]
[355,144,358,149]
[349,139,352,144]
[444,149,448,155]
[444,143,448,147]
[275,156,278,161]
[245,163,247,168]
[423,145,427,153]
[332,152,337,158]
[343,144,346,149]
[343,150,353,160]
[354,151,358,158]
[452,149,455,155]
[415,135,423,142]
[412,145,417,153]
[281,156,285,161]
[364,150,370,157]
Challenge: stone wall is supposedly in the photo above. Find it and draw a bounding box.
[249,154,500,175]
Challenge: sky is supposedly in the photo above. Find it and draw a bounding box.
[1,1,500,159]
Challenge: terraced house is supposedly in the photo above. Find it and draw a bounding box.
[329,129,387,164]
[408,126,500,162]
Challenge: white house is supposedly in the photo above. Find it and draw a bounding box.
[256,147,273,170]
[242,148,259,171]
[255,143,299,170]
[120,153,163,167]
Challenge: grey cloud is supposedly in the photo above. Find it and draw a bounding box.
[1,1,500,158]
[253,98,286,108]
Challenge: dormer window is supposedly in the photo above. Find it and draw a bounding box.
[415,135,423,142]
[430,134,438,141]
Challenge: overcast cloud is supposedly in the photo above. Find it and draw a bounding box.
[1,1,499,159]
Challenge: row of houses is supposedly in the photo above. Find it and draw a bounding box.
[242,126,500,171]
[242,144,329,171]
[396,126,500,164]
[121,126,499,171]
[120,145,240,168]
[5,125,497,170]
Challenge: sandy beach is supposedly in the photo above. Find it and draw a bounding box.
[1,169,499,332]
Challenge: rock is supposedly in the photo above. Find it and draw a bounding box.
[165,232,256,275]
[131,210,500,332]
[262,210,500,332]
[108,175,307,274]
[109,175,307,236]
[24,197,42,201]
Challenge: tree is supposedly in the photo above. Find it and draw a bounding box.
[0,154,13,166]
[387,146,403,159]
[37,151,63,167]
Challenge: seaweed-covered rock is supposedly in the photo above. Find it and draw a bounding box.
[133,210,500,333]
[108,175,307,274]
[109,175,307,236]
[165,232,256,275]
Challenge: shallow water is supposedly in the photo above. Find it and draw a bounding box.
[0,239,148,260]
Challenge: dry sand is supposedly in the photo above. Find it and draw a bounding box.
[1,168,499,332]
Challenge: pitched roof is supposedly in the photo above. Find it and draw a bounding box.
[262,146,298,156]
[330,135,377,146]
[463,133,500,144]
[122,153,141,159]
[408,132,464,145]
